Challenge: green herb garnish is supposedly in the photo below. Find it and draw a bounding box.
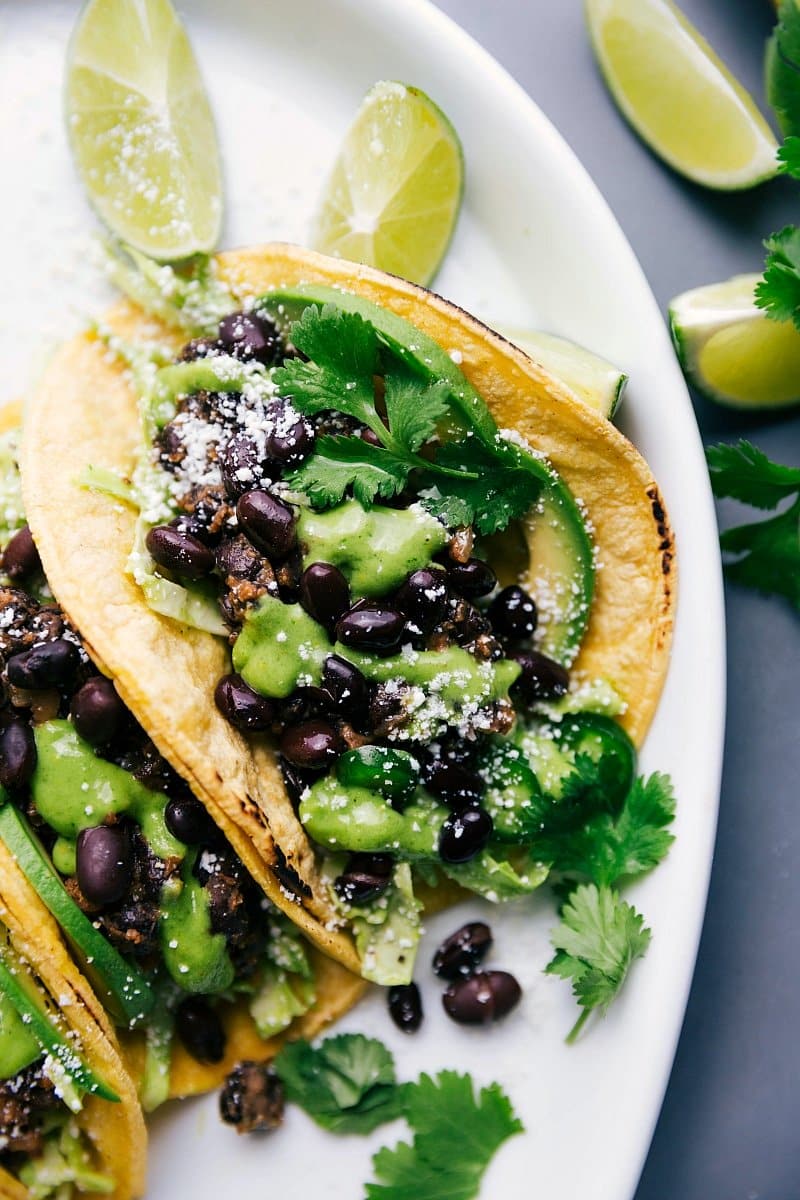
[766,1,800,140]
[707,440,800,610]
[546,883,652,1042]
[275,303,541,533]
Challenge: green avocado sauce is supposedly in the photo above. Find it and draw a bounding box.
[233,596,330,698]
[300,780,445,858]
[30,720,233,994]
[297,500,447,597]
[0,987,41,1079]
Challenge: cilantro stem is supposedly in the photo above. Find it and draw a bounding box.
[565,1008,591,1044]
[408,453,480,480]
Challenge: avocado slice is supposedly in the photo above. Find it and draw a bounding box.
[0,802,154,1027]
[0,929,118,1103]
[260,285,594,664]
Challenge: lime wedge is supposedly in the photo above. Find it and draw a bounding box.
[585,0,779,190]
[66,0,222,260]
[497,328,627,418]
[310,81,464,286]
[670,274,800,408]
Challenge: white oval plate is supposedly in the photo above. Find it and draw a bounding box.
[0,1,725,1197]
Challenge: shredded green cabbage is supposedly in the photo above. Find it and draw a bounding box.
[18,1119,114,1199]
[349,863,422,986]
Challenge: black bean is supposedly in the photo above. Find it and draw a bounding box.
[488,585,537,640]
[0,721,36,789]
[299,563,350,631]
[76,825,134,906]
[446,558,496,599]
[2,526,41,581]
[321,655,370,720]
[219,1061,285,1133]
[278,757,320,806]
[7,638,80,690]
[334,852,393,905]
[175,996,226,1064]
[217,311,281,366]
[510,649,570,702]
[145,525,215,581]
[388,983,423,1033]
[424,760,485,808]
[394,568,449,633]
[236,491,297,558]
[360,428,383,447]
[165,795,216,845]
[280,719,343,770]
[220,433,265,498]
[179,336,222,361]
[433,922,493,980]
[214,674,275,733]
[438,808,493,864]
[442,970,521,1024]
[265,418,314,467]
[169,513,219,547]
[335,601,406,657]
[71,677,127,746]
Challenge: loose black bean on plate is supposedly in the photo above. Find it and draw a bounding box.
[438,807,494,864]
[76,824,134,906]
[442,970,521,1025]
[175,996,227,1063]
[214,673,275,733]
[145,526,215,581]
[71,677,127,746]
[0,720,37,790]
[335,601,406,657]
[220,1061,285,1133]
[488,585,537,640]
[388,982,423,1033]
[1,525,41,581]
[7,638,80,690]
[433,922,493,980]
[299,563,350,630]
[236,490,297,559]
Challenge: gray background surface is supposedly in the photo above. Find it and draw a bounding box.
[432,1,800,1196]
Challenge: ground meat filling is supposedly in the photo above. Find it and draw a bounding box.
[0,1062,60,1160]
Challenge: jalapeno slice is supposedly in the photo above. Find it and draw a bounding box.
[337,746,420,805]
[556,713,636,812]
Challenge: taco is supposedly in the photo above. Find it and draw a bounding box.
[23,244,675,986]
[0,834,144,1200]
[0,407,365,1118]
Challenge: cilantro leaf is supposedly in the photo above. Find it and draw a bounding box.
[546,884,651,1041]
[766,1,800,138]
[288,435,410,507]
[707,440,800,508]
[755,226,800,329]
[383,372,450,454]
[274,307,379,428]
[366,1071,523,1200]
[539,772,676,887]
[273,1034,406,1134]
[420,437,542,535]
[778,136,800,180]
[707,441,800,611]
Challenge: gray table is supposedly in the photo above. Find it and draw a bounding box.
[433,1,800,1195]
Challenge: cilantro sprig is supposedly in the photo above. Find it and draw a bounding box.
[707,440,800,610]
[273,1035,522,1199]
[546,884,652,1042]
[766,1,800,140]
[275,304,541,534]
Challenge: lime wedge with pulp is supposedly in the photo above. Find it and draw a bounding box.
[66,0,223,260]
[670,274,800,408]
[311,80,464,286]
[498,328,627,418]
[585,0,779,190]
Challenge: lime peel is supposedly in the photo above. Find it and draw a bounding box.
[311,80,463,286]
[497,327,627,419]
[585,0,779,191]
[670,274,800,409]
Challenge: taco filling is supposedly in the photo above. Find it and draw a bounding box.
[0,429,330,1112]
[0,922,119,1198]
[92,271,666,987]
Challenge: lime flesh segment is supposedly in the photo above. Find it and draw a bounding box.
[670,273,800,408]
[498,328,627,419]
[311,81,464,286]
[585,0,779,190]
[66,0,222,260]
